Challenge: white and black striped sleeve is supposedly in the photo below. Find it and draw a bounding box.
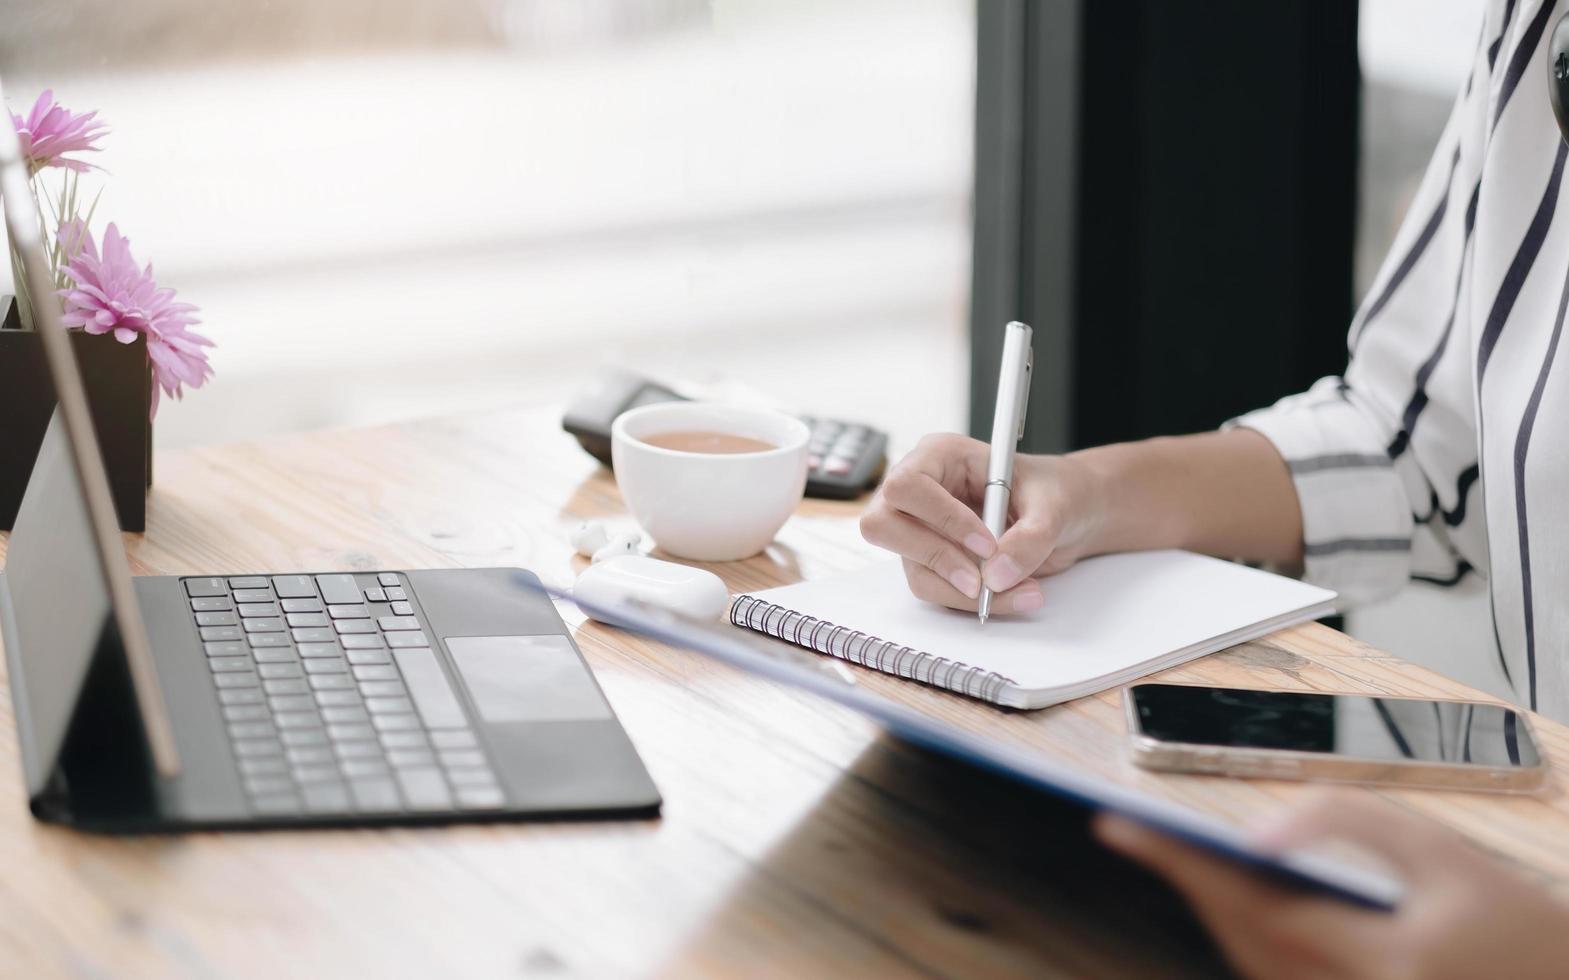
[1229,23,1493,607]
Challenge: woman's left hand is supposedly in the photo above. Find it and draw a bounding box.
[1094,790,1569,980]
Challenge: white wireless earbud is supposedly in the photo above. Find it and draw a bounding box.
[570,520,611,558]
[591,533,642,564]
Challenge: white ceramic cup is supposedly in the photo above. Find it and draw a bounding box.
[611,402,810,562]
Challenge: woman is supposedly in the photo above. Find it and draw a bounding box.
[860,2,1569,974]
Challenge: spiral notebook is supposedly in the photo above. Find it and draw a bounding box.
[729,550,1337,709]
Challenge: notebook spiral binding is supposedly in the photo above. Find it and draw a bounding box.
[729,594,1018,704]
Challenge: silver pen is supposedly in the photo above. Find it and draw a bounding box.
[977,321,1034,624]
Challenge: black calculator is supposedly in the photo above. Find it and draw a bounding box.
[562,370,888,500]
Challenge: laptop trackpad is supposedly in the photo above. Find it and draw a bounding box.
[446,635,611,723]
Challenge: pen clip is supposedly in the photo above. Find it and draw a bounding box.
[1015,347,1033,443]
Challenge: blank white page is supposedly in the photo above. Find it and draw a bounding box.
[743,550,1336,707]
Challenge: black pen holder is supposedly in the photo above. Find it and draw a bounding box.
[0,295,153,532]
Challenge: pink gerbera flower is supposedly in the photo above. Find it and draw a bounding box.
[10,90,108,175]
[57,221,214,419]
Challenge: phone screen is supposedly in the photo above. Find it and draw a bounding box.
[1129,684,1540,768]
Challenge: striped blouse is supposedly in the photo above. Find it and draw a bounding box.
[1235,0,1569,720]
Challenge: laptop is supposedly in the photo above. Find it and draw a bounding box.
[0,81,660,830]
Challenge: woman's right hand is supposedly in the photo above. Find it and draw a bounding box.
[858,433,1107,614]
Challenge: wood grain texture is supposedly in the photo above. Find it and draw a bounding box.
[0,406,1564,978]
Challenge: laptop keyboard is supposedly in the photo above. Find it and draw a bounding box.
[183,572,505,817]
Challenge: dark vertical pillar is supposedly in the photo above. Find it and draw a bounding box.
[970,0,1360,453]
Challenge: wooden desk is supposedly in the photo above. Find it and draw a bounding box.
[2,407,1566,978]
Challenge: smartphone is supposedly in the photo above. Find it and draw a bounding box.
[1124,683,1548,793]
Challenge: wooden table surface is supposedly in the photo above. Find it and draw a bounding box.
[2,406,1567,979]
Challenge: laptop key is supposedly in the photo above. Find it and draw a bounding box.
[364,587,388,603]
[378,573,400,587]
[392,648,466,728]
[229,721,277,740]
[243,618,285,633]
[439,750,487,769]
[238,756,289,775]
[205,641,248,657]
[190,596,234,612]
[386,632,430,649]
[252,794,302,816]
[328,604,370,619]
[238,603,281,618]
[316,574,362,606]
[379,731,428,749]
[430,730,478,749]
[341,634,385,650]
[377,616,419,631]
[195,611,238,627]
[455,787,505,811]
[347,648,391,666]
[258,662,304,679]
[353,665,399,683]
[275,711,322,729]
[335,619,377,635]
[384,587,407,602]
[304,659,347,675]
[281,597,324,613]
[248,633,291,648]
[395,769,452,811]
[232,589,274,603]
[286,746,335,766]
[269,694,315,712]
[327,723,377,741]
[291,762,337,784]
[214,672,261,689]
[310,674,356,691]
[252,648,295,664]
[200,626,244,642]
[292,628,335,643]
[359,679,406,697]
[390,601,415,617]
[271,575,318,599]
[219,688,266,705]
[365,696,414,715]
[297,642,339,658]
[264,678,310,695]
[280,729,330,747]
[184,577,227,597]
[302,783,352,814]
[223,704,270,722]
[372,713,422,732]
[447,768,498,787]
[335,741,383,760]
[287,612,330,628]
[341,758,391,777]
[350,778,402,813]
[210,657,252,673]
[233,738,283,757]
[388,748,436,768]
[229,576,269,590]
[314,689,362,707]
[244,775,294,796]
